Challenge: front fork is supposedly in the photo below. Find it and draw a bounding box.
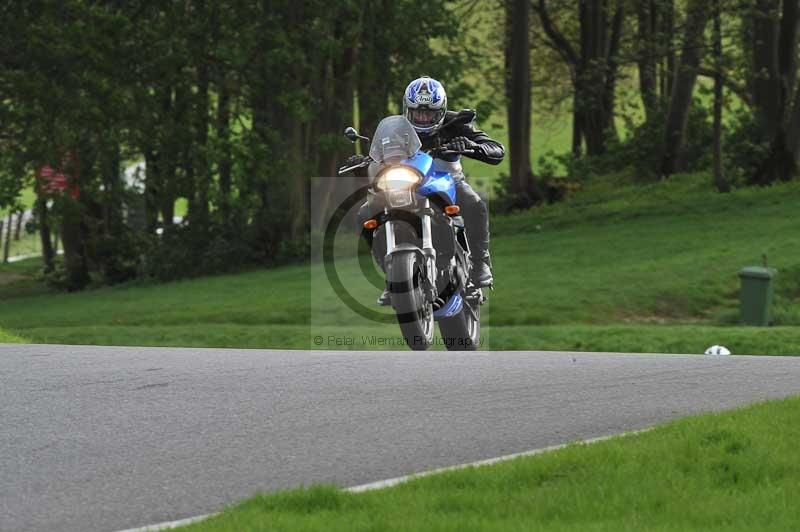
[384,198,437,301]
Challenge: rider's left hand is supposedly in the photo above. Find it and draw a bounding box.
[445,136,479,154]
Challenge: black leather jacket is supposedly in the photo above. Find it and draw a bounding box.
[420,109,505,165]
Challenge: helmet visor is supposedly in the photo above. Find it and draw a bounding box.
[407,108,444,129]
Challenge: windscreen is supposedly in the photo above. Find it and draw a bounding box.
[368,115,422,163]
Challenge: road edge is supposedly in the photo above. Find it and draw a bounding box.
[116,427,651,532]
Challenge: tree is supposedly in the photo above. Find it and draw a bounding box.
[534,0,625,157]
[0,0,471,287]
[659,0,712,177]
[636,0,678,122]
[751,0,800,184]
[505,0,543,207]
[712,0,731,193]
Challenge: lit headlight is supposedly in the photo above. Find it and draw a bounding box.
[375,167,422,191]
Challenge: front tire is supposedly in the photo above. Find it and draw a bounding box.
[439,302,480,351]
[387,251,434,351]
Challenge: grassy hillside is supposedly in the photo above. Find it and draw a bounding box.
[1,171,799,354]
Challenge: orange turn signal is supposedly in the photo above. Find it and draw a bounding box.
[363,219,379,230]
[444,205,461,216]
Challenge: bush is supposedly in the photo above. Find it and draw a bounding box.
[617,99,713,179]
[141,222,259,282]
[138,214,309,283]
[722,109,771,186]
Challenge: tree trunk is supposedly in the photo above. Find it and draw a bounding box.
[578,0,603,155]
[659,0,712,177]
[603,1,624,136]
[751,0,782,143]
[14,211,23,241]
[712,0,730,193]
[190,61,210,228]
[659,0,675,101]
[571,93,583,157]
[216,75,232,211]
[535,0,582,157]
[357,0,393,135]
[60,199,90,291]
[101,141,122,234]
[143,150,160,233]
[36,197,55,273]
[637,0,659,121]
[3,214,11,262]
[752,0,800,184]
[506,0,541,206]
[0,219,5,264]
[576,0,622,156]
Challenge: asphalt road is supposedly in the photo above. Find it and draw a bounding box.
[2,345,800,532]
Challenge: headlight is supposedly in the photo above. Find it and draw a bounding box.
[375,167,422,191]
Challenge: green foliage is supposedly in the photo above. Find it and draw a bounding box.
[722,109,772,186]
[613,100,714,179]
[0,0,470,289]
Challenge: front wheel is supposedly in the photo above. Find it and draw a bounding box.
[438,302,480,351]
[387,251,434,351]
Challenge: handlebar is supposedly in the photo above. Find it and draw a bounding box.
[429,147,470,158]
[337,157,373,176]
[338,146,473,175]
[435,149,462,157]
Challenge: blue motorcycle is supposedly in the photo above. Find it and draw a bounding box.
[339,115,483,351]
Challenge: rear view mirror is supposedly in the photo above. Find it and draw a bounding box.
[344,126,369,143]
[344,127,359,143]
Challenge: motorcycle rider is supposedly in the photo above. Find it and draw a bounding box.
[352,76,504,304]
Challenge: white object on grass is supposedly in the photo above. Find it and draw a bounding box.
[704,345,731,356]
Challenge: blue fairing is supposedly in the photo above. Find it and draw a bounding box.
[398,151,457,204]
[419,171,457,204]
[433,291,464,319]
[399,151,433,177]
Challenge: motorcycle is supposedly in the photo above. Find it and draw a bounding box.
[338,115,484,351]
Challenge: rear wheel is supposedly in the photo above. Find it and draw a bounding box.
[438,301,480,351]
[387,251,434,350]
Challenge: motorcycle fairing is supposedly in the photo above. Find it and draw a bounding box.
[397,151,433,176]
[396,151,458,205]
[418,171,457,205]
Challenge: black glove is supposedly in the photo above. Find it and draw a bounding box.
[444,136,479,154]
[344,154,367,167]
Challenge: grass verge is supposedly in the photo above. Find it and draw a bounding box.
[0,327,24,343]
[180,396,800,531]
[6,324,798,356]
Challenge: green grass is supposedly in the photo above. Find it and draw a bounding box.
[1,171,799,354]
[10,324,797,356]
[489,172,800,327]
[0,327,24,343]
[180,396,800,531]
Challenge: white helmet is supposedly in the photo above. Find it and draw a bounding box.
[402,76,447,135]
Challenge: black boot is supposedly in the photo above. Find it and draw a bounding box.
[471,256,493,288]
[457,181,493,288]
